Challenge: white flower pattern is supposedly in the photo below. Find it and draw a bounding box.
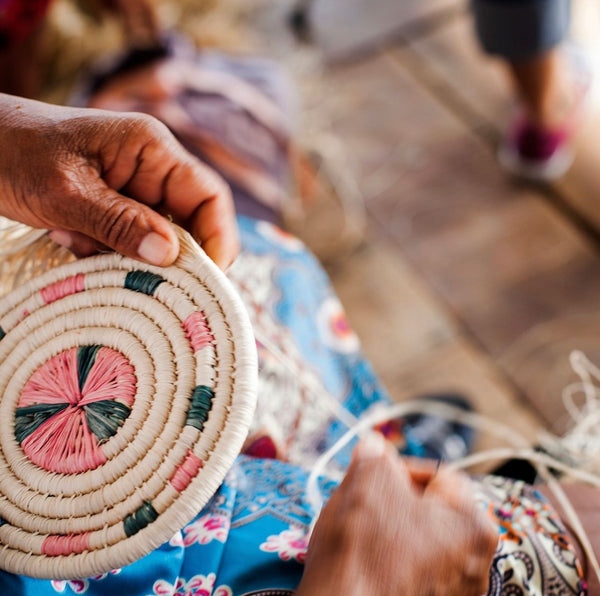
[259,526,308,563]
[317,297,360,354]
[149,573,232,596]
[181,513,230,546]
[51,570,121,593]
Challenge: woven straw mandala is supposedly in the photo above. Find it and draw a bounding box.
[0,228,257,580]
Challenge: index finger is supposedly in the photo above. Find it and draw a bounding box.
[423,466,475,512]
[188,179,240,270]
[404,457,440,490]
[154,153,239,268]
[107,118,240,269]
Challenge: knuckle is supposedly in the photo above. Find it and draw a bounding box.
[316,503,358,549]
[212,174,234,203]
[96,112,171,152]
[342,484,377,518]
[190,160,232,200]
[324,517,354,548]
[336,475,373,514]
[55,170,86,198]
[95,199,144,248]
[129,112,171,141]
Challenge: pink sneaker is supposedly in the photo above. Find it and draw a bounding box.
[498,46,591,182]
[498,117,575,182]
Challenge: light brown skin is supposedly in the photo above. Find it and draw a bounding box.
[509,48,579,128]
[0,86,596,596]
[297,438,600,595]
[0,92,499,594]
[0,93,239,269]
[296,436,498,596]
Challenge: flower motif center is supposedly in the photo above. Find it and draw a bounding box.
[15,345,136,474]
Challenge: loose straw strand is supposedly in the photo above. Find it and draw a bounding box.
[0,219,598,585]
[303,351,600,588]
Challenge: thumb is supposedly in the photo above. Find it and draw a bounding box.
[351,432,388,464]
[59,183,179,266]
[423,467,474,512]
[346,433,412,489]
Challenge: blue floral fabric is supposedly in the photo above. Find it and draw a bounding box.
[0,456,335,596]
[0,216,376,596]
[0,216,586,595]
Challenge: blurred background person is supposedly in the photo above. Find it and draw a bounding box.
[472,0,589,181]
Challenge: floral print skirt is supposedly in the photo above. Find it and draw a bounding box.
[0,216,587,595]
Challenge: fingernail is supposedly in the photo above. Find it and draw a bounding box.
[48,230,73,249]
[354,432,386,461]
[138,232,174,266]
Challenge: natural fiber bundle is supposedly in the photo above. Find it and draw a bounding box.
[0,226,257,579]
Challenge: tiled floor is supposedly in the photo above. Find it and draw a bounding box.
[257,0,600,454]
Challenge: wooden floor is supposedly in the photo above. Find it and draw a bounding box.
[254,0,600,454]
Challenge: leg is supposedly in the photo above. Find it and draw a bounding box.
[472,0,571,124]
[471,0,579,179]
[509,48,576,128]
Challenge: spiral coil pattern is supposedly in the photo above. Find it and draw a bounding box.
[0,230,257,580]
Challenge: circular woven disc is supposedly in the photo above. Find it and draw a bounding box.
[0,230,257,580]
